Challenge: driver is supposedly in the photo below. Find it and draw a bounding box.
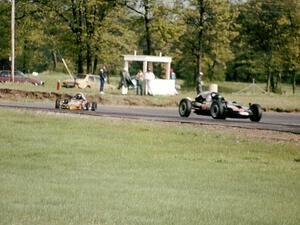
[74,93,86,100]
[76,94,82,100]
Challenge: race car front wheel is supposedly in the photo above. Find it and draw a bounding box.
[250,104,262,122]
[210,101,225,119]
[179,99,192,117]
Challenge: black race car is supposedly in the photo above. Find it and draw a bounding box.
[178,91,262,122]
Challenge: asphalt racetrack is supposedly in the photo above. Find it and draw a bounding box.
[0,101,300,134]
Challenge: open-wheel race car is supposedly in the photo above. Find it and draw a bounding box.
[55,92,97,111]
[179,91,262,122]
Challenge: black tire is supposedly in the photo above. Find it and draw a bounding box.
[55,99,60,109]
[250,104,262,122]
[210,101,225,119]
[91,102,97,111]
[85,102,90,111]
[179,99,192,117]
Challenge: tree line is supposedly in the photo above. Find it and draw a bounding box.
[0,0,299,93]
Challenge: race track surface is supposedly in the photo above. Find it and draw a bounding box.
[0,101,300,134]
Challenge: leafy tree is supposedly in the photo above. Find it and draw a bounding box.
[233,0,289,93]
[179,0,234,88]
[150,1,186,77]
[15,1,51,72]
[278,0,300,94]
[0,0,52,72]
[1,0,139,75]
[228,0,300,93]
[94,5,138,77]
[31,0,120,74]
[1,0,299,88]
[203,1,235,81]
[120,0,185,78]
[123,0,156,55]
[0,2,11,69]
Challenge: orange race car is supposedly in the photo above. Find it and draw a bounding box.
[55,93,97,111]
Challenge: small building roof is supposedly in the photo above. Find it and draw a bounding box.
[123,54,172,63]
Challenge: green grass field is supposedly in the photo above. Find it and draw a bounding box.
[0,109,299,225]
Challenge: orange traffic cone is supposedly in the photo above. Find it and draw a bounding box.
[56,80,60,91]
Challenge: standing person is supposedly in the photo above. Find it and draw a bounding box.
[135,70,144,95]
[170,68,176,89]
[196,71,204,94]
[99,66,107,94]
[170,68,176,80]
[118,68,131,88]
[120,68,130,95]
[144,68,155,95]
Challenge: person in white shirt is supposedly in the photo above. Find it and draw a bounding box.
[144,68,155,95]
[145,68,155,80]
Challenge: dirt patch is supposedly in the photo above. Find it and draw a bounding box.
[0,89,69,101]
[176,123,300,145]
[118,96,177,107]
[0,89,108,105]
[222,126,300,144]
[0,89,177,107]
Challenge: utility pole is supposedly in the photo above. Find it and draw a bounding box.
[11,0,15,82]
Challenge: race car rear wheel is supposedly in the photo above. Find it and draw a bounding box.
[85,102,90,110]
[179,99,192,117]
[250,104,262,122]
[55,99,60,109]
[210,101,225,119]
[91,102,97,111]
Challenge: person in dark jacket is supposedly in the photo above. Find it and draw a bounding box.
[118,68,134,89]
[99,66,107,94]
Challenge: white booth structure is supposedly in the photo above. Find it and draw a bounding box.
[123,54,177,95]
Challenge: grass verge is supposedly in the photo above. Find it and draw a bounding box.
[0,109,299,225]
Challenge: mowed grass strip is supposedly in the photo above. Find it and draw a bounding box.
[0,109,299,225]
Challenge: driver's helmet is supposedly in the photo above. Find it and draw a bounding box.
[75,93,82,100]
[202,91,212,101]
[195,94,205,103]
[206,94,212,102]
[211,92,220,100]
[195,91,211,103]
